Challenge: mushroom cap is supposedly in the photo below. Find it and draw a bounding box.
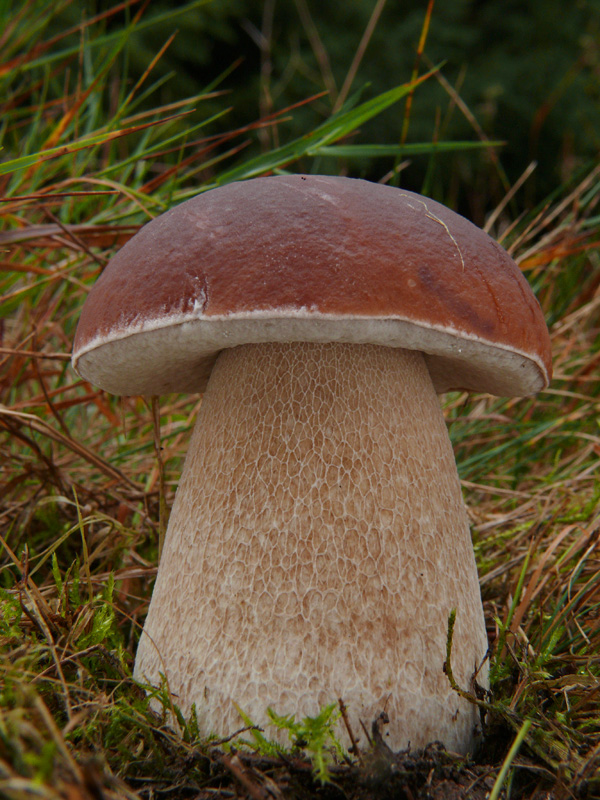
[72,175,552,396]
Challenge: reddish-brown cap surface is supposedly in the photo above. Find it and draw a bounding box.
[72,175,552,396]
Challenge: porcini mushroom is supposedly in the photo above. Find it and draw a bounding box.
[72,175,551,754]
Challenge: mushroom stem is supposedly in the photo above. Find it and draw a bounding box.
[134,342,488,753]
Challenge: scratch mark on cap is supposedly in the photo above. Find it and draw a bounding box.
[399,193,466,272]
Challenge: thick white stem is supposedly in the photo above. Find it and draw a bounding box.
[134,342,488,753]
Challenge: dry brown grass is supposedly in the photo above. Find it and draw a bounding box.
[1,2,600,798]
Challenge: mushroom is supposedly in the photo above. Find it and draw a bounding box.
[72,175,552,754]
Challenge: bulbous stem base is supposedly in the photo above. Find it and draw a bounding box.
[134,342,488,753]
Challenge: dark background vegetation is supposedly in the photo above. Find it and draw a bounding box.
[54,0,600,221]
[1,2,600,797]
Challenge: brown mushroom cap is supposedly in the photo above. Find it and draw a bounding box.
[72,175,552,397]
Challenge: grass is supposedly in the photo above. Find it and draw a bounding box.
[1,1,599,798]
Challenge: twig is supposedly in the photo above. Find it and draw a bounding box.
[220,752,270,800]
[44,208,108,266]
[0,346,71,361]
[338,697,362,764]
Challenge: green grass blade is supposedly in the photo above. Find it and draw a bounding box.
[313,140,504,158]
